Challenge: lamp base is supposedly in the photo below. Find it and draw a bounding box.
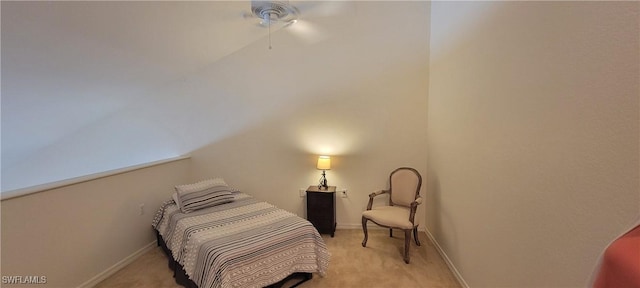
[318,170,328,190]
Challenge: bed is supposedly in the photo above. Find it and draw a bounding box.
[152,179,330,288]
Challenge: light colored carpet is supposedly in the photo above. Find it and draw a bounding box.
[95,229,461,288]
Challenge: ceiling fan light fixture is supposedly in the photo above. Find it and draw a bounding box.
[250,1,300,50]
[247,1,337,49]
[251,1,299,24]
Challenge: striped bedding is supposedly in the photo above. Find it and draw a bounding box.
[152,192,330,288]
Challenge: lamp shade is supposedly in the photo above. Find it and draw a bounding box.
[316,156,331,170]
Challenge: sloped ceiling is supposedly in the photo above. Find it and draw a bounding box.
[1,1,429,191]
[2,1,265,166]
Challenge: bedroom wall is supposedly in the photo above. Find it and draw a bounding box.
[2,1,429,229]
[1,2,429,287]
[0,158,190,287]
[427,1,639,287]
[185,1,430,229]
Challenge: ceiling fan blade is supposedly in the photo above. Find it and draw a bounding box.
[286,19,329,44]
[293,1,351,18]
[242,11,255,19]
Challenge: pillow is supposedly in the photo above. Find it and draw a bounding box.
[174,178,235,213]
[172,192,181,207]
[175,178,227,194]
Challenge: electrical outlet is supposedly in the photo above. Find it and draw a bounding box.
[139,203,145,215]
[299,189,306,197]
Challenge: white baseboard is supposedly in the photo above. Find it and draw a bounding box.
[77,241,156,288]
[424,229,469,288]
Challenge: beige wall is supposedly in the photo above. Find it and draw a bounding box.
[4,1,638,287]
[0,158,190,287]
[187,1,430,228]
[427,1,639,287]
[0,2,430,287]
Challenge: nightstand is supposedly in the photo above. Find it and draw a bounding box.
[306,185,336,237]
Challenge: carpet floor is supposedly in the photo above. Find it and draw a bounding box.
[95,229,461,288]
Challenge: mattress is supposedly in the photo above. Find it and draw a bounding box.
[152,192,330,288]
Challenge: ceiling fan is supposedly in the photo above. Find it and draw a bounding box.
[243,1,348,49]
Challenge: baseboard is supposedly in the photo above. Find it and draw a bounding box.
[77,240,156,288]
[424,229,470,288]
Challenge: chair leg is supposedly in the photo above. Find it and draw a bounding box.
[390,228,393,238]
[404,230,411,264]
[413,227,421,246]
[361,217,369,247]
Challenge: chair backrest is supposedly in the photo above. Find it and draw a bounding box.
[389,167,422,207]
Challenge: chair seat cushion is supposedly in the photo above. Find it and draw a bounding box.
[362,206,416,229]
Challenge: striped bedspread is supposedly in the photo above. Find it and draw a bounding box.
[152,193,330,288]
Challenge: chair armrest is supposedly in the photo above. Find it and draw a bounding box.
[366,190,389,210]
[409,196,423,224]
[368,189,389,198]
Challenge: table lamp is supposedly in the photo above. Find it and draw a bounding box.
[317,156,331,189]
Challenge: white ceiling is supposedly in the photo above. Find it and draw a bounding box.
[2,1,269,165]
[1,1,357,165]
[1,1,428,191]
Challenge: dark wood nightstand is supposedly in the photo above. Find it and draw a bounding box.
[306,185,336,237]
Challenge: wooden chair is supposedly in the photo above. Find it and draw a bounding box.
[361,167,423,264]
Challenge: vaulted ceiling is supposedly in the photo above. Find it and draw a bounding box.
[3,1,278,167]
[1,1,429,191]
